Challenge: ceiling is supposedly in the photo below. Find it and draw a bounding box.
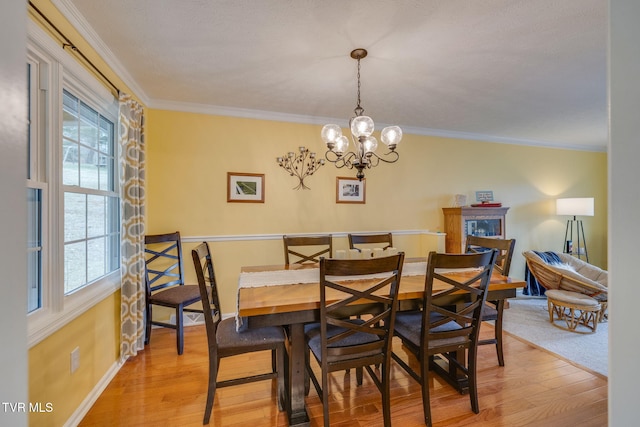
[57,0,607,151]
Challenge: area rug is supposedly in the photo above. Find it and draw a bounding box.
[501,293,608,376]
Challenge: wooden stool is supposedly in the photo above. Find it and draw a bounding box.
[545,289,601,334]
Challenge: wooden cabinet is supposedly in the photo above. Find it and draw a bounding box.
[442,207,509,253]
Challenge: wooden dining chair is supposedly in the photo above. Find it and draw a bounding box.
[348,232,393,251]
[391,250,497,427]
[283,234,332,264]
[305,252,405,427]
[144,231,202,355]
[465,235,516,366]
[191,242,286,425]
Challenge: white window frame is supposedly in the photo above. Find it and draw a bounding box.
[27,52,49,315]
[27,21,122,347]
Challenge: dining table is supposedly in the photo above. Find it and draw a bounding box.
[236,257,525,427]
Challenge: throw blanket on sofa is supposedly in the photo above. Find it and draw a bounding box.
[523,251,562,296]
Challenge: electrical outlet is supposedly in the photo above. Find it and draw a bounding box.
[70,347,80,373]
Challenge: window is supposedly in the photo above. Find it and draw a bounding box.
[27,59,45,313]
[27,187,43,312]
[27,22,121,345]
[62,90,120,294]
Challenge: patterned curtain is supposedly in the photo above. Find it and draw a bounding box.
[118,93,146,360]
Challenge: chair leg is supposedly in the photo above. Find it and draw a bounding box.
[495,300,505,367]
[144,304,152,345]
[304,349,310,396]
[322,364,330,427]
[356,366,363,386]
[468,346,480,414]
[275,346,285,412]
[420,353,432,427]
[203,351,218,425]
[176,305,184,355]
[382,361,392,427]
[271,347,277,373]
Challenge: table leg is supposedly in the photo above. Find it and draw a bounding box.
[287,323,310,426]
[430,350,469,394]
[430,301,470,393]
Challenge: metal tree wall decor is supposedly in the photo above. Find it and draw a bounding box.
[276,146,325,190]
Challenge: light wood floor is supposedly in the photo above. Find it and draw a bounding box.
[79,323,607,427]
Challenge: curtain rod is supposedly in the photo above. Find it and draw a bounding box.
[28,1,120,97]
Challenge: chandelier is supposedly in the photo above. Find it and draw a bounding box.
[277,146,325,190]
[321,48,402,181]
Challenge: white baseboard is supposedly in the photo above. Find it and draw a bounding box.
[63,359,125,427]
[64,315,215,426]
[167,312,205,326]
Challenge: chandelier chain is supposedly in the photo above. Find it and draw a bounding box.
[355,57,364,117]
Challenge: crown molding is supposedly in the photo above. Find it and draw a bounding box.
[399,124,607,152]
[28,20,115,109]
[149,98,347,127]
[50,0,605,153]
[52,0,150,105]
[150,99,605,152]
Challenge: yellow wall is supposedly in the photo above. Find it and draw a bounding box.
[28,291,120,427]
[146,109,608,314]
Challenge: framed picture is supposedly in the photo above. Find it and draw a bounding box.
[475,190,494,202]
[227,172,265,203]
[336,177,366,204]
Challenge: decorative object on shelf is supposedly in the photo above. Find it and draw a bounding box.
[453,194,467,207]
[471,190,501,207]
[321,48,402,181]
[227,172,265,203]
[470,202,503,207]
[556,197,594,262]
[475,190,494,202]
[276,146,324,190]
[336,176,366,204]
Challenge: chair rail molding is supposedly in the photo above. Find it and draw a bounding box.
[181,229,443,243]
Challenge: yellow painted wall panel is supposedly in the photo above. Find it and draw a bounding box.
[28,291,120,427]
[147,109,607,315]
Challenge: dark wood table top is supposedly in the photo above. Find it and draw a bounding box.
[238,260,524,317]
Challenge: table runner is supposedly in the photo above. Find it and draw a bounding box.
[238,261,428,289]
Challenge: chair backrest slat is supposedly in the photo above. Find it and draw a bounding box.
[465,235,516,276]
[348,232,393,251]
[191,242,223,349]
[422,250,498,348]
[144,232,185,293]
[319,253,404,363]
[283,235,332,265]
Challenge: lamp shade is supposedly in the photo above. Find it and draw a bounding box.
[556,197,594,216]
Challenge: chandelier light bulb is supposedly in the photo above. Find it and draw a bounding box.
[381,126,402,148]
[350,116,374,138]
[333,135,349,155]
[321,124,342,145]
[362,136,378,154]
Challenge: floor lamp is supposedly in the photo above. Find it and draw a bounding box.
[556,197,594,263]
